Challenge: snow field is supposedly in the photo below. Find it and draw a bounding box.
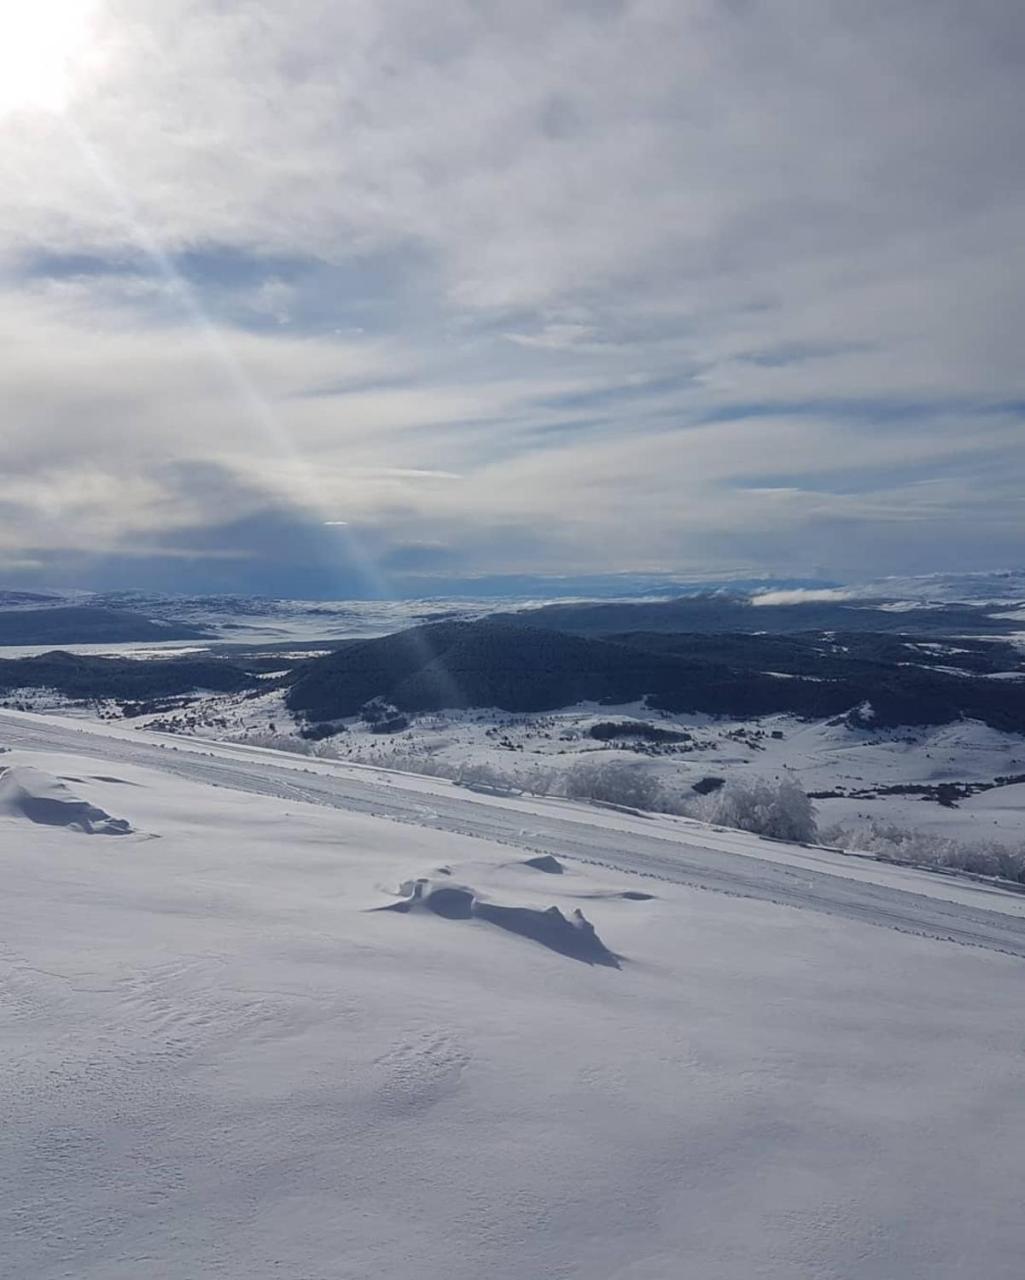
[2,736,1025,1277]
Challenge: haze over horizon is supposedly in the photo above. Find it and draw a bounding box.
[3,1,1024,597]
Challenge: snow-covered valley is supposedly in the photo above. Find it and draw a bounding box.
[75,680,1025,860]
[3,708,1025,1278]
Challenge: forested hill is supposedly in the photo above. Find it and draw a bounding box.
[489,594,1021,636]
[0,651,258,702]
[285,620,1025,732]
[2,616,1023,734]
[0,606,210,645]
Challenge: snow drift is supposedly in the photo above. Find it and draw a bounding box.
[4,724,1025,1279]
[0,765,132,834]
[379,875,620,966]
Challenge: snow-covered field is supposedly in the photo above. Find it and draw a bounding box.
[2,708,1025,1278]
[110,684,1025,852]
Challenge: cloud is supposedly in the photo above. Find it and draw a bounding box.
[1,0,1024,592]
[749,588,856,607]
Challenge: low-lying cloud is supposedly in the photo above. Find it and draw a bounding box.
[749,588,857,608]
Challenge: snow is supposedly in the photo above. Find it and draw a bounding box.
[6,707,1025,922]
[129,688,1025,851]
[10,682,1025,865]
[2,711,1025,1277]
[0,764,132,834]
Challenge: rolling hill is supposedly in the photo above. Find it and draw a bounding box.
[0,605,211,645]
[2,713,1025,1279]
[0,650,259,702]
[492,593,1021,636]
[285,619,1025,732]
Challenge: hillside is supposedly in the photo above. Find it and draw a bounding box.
[286,621,717,718]
[2,714,1025,1279]
[285,619,1025,732]
[493,593,1021,636]
[1,618,1022,735]
[609,629,1025,675]
[0,650,259,702]
[0,605,210,645]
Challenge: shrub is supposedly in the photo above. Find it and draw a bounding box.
[696,775,818,843]
[822,822,1025,884]
[299,721,345,741]
[564,759,665,811]
[588,720,690,744]
[454,762,519,791]
[691,775,725,795]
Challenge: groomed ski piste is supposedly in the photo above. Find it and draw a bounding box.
[2,707,1024,1278]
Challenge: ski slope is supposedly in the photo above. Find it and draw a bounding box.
[3,709,1025,1278]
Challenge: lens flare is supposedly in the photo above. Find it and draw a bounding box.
[0,0,97,114]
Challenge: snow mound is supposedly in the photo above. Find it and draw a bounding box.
[379,876,620,966]
[0,766,133,835]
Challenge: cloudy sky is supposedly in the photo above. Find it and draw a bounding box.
[2,0,1023,597]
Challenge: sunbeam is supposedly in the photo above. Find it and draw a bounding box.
[58,113,400,602]
[0,0,98,114]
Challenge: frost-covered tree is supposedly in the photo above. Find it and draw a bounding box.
[698,774,817,843]
[822,822,1025,883]
[564,759,665,811]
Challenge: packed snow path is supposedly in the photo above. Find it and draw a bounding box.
[2,710,1024,959]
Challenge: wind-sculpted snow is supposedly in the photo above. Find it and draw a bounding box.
[521,853,565,873]
[378,875,620,966]
[0,765,132,834]
[2,709,1025,954]
[3,715,1025,1278]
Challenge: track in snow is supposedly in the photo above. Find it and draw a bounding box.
[2,711,1024,959]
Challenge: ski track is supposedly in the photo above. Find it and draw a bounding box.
[2,712,1024,960]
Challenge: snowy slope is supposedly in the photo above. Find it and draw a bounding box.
[4,708,1025,935]
[107,684,1025,851]
[2,711,1025,1279]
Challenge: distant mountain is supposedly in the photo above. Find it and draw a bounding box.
[854,569,1025,605]
[609,630,1025,676]
[0,606,210,645]
[0,591,65,608]
[491,594,1019,636]
[285,620,1025,732]
[0,651,258,701]
[0,614,1021,733]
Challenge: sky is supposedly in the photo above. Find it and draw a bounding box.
[1,0,1024,598]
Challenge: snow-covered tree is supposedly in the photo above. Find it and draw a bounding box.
[698,774,817,843]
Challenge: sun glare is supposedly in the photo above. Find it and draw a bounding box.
[0,0,98,114]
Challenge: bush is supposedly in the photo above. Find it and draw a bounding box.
[369,715,409,734]
[588,720,690,743]
[454,762,520,792]
[299,721,345,741]
[822,822,1025,884]
[564,759,665,811]
[696,775,818,843]
[235,731,342,759]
